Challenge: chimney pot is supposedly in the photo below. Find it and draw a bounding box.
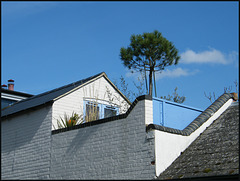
[230,92,238,101]
[2,84,7,88]
[8,79,14,91]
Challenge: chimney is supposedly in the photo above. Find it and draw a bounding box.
[2,84,7,89]
[230,92,238,101]
[8,79,14,91]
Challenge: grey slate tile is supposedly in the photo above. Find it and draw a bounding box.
[157,103,239,180]
[1,72,104,118]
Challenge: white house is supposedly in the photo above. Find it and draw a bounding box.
[1,72,131,130]
[1,72,238,180]
[1,79,33,109]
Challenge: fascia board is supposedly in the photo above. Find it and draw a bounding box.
[53,72,132,106]
[1,93,29,101]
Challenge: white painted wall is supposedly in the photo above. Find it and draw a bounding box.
[52,76,130,130]
[145,99,153,125]
[154,98,233,177]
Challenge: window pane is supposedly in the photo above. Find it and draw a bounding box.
[85,102,99,122]
[104,108,117,118]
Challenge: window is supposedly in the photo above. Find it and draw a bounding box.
[85,102,99,122]
[84,100,119,122]
[104,106,117,118]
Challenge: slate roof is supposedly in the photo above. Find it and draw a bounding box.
[1,88,34,98]
[1,72,119,118]
[157,102,239,180]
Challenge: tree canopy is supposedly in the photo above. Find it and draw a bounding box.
[120,30,180,96]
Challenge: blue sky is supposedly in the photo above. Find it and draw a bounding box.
[1,1,239,110]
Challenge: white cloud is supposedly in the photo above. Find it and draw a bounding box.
[180,48,238,64]
[125,69,137,78]
[125,68,199,80]
[155,68,199,80]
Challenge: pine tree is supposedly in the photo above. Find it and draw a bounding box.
[120,30,180,97]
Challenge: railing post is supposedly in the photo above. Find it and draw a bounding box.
[162,101,165,126]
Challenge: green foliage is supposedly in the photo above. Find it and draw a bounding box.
[53,83,131,130]
[120,30,180,96]
[55,112,83,129]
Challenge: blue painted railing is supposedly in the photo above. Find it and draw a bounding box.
[152,97,203,130]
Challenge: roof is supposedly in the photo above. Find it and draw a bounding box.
[157,102,239,180]
[1,72,130,118]
[147,93,235,136]
[1,88,34,98]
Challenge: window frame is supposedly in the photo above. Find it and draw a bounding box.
[83,99,119,122]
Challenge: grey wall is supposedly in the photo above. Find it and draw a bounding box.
[50,99,156,180]
[1,105,52,180]
[1,97,155,180]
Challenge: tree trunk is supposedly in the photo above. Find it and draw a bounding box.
[153,70,157,97]
[149,67,153,97]
[144,67,148,94]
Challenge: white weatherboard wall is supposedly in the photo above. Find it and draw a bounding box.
[52,76,130,130]
[154,99,233,176]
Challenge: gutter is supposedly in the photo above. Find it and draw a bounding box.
[156,174,239,180]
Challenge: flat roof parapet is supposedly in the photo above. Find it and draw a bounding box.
[147,93,234,136]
